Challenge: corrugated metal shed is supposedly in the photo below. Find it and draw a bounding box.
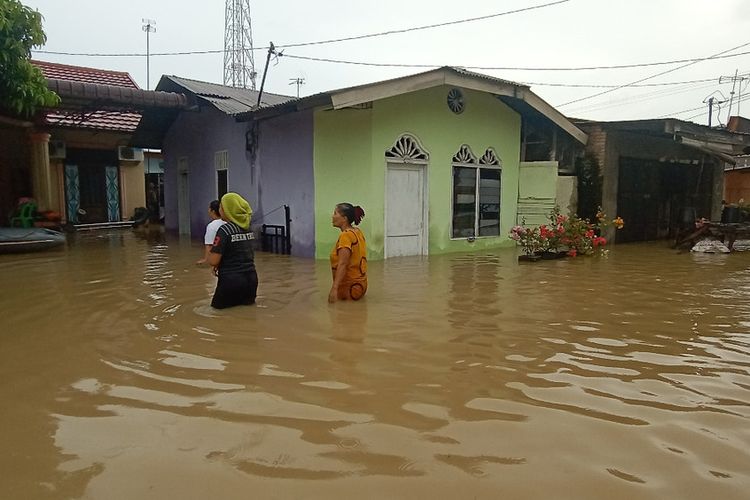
[160,76,293,115]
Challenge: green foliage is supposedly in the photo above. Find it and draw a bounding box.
[575,153,602,222]
[0,0,59,117]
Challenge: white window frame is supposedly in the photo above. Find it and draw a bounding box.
[450,146,503,240]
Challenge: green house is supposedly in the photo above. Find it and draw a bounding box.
[236,66,587,259]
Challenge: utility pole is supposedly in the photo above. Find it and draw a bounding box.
[288,77,305,98]
[703,93,727,127]
[720,70,749,118]
[142,18,156,90]
[256,42,277,108]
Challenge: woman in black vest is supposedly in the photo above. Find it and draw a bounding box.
[207,192,258,309]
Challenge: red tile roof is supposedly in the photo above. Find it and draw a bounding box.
[32,60,140,88]
[33,60,142,132]
[45,110,142,133]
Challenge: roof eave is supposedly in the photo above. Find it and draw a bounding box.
[48,78,188,110]
[518,90,588,145]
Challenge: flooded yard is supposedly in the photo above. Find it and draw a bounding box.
[1,229,750,499]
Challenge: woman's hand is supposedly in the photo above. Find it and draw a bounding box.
[330,247,350,304]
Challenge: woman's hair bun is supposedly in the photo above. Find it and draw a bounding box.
[353,206,365,225]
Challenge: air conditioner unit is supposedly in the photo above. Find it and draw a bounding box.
[49,140,66,159]
[118,146,144,162]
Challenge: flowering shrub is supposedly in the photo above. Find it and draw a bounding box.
[509,224,541,255]
[510,206,623,257]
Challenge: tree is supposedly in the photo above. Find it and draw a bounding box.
[0,0,59,117]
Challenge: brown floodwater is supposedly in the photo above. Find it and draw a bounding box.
[1,228,750,499]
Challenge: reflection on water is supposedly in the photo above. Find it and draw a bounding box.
[1,231,750,499]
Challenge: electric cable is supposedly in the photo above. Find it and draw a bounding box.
[556,41,750,107]
[32,0,570,57]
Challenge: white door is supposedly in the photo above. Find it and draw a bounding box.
[386,165,426,257]
[177,171,191,236]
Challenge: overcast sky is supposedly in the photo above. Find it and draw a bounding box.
[23,0,750,125]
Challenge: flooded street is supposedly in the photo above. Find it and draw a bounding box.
[1,230,750,499]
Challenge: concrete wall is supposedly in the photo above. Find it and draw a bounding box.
[313,86,522,260]
[163,106,255,238]
[556,175,578,216]
[256,110,315,257]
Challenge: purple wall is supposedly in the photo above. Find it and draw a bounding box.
[163,106,256,239]
[256,110,315,257]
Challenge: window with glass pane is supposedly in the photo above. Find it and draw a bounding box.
[452,166,477,238]
[478,168,501,236]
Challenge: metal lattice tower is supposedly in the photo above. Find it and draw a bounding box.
[223,0,257,89]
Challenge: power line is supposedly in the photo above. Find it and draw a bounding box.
[523,78,718,88]
[280,50,750,72]
[30,46,750,73]
[567,80,720,115]
[666,91,750,120]
[277,0,571,49]
[557,41,750,107]
[31,0,570,58]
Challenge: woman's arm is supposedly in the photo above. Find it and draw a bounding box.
[329,247,351,303]
[207,251,222,268]
[196,244,212,264]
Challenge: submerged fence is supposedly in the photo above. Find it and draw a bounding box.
[260,204,291,255]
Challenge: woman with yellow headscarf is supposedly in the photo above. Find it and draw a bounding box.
[207,192,258,309]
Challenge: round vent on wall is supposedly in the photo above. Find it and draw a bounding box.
[447,88,465,114]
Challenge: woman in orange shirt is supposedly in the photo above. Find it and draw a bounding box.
[329,203,367,303]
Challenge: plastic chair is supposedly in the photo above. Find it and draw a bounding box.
[10,202,37,228]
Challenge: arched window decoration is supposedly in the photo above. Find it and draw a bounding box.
[452,144,477,166]
[452,146,502,239]
[385,134,429,163]
[480,148,501,167]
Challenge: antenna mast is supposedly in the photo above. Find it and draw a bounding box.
[223,0,257,89]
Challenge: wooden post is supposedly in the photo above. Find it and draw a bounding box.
[284,204,291,255]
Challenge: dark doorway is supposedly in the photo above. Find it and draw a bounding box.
[66,148,120,224]
[617,157,714,243]
[217,169,228,199]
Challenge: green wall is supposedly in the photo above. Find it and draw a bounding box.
[314,85,522,260]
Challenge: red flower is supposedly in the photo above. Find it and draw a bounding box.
[567,249,578,257]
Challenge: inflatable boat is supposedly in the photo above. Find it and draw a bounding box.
[0,228,66,254]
